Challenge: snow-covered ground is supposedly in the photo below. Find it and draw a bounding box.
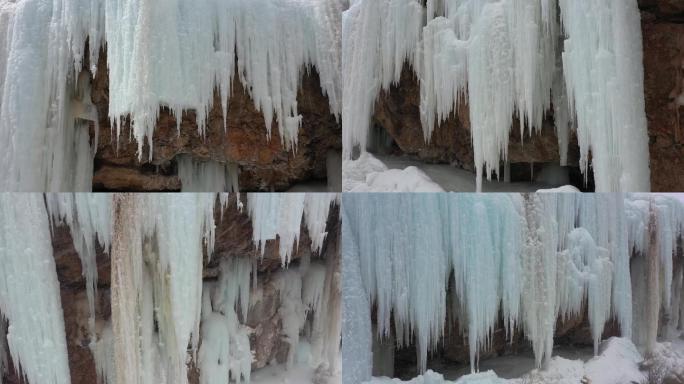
[427,345,593,381]
[343,153,445,192]
[343,153,576,192]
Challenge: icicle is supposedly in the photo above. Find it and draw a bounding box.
[558,0,650,191]
[177,155,239,193]
[0,0,98,191]
[341,0,424,158]
[247,193,340,266]
[199,257,253,384]
[45,193,112,344]
[304,193,338,255]
[0,194,71,384]
[92,322,117,384]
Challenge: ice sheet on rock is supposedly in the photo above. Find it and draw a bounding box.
[177,155,239,192]
[341,197,372,384]
[0,194,71,384]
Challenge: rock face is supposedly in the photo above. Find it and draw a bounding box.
[640,0,684,191]
[0,196,340,384]
[372,1,683,191]
[89,49,341,191]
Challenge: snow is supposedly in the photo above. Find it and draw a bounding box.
[342,0,651,192]
[0,194,71,384]
[0,0,342,191]
[344,153,568,193]
[343,153,445,192]
[343,193,684,377]
[537,186,580,193]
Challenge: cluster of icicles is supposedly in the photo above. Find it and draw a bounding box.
[0,0,342,191]
[0,192,340,384]
[342,0,650,192]
[342,193,684,382]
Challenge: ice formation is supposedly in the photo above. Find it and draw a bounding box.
[342,193,684,378]
[247,193,339,266]
[177,155,239,192]
[342,0,651,192]
[45,194,112,342]
[0,0,342,191]
[0,194,71,384]
[199,258,254,384]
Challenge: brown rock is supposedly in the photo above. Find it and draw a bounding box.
[641,11,684,191]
